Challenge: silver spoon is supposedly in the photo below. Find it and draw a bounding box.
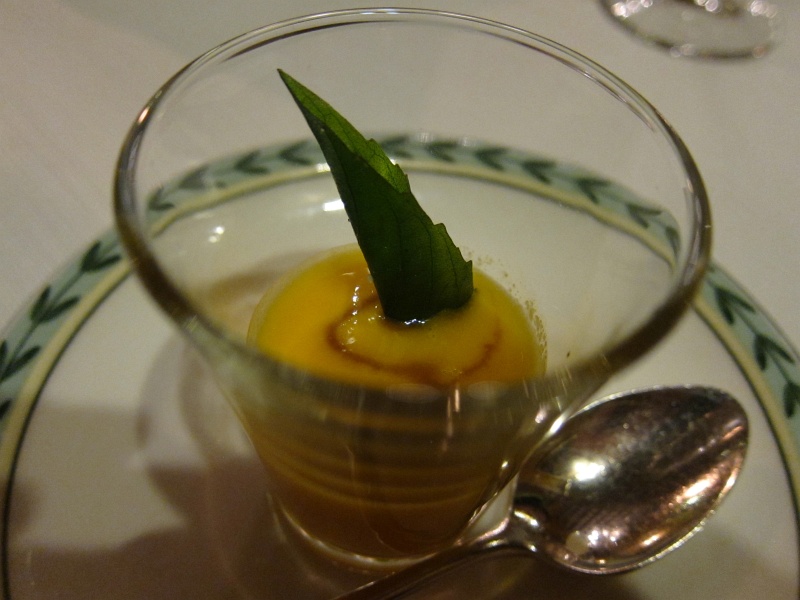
[336,386,748,600]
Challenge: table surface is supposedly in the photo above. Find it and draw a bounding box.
[2,0,798,348]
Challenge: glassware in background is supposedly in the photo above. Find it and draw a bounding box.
[599,0,783,58]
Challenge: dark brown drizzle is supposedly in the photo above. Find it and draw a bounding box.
[325,291,501,388]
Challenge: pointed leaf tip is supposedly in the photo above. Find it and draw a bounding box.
[278,70,473,321]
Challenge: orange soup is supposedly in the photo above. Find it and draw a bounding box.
[243,245,546,560]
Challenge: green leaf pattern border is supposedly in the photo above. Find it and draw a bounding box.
[1,135,799,557]
[0,235,125,426]
[146,135,681,266]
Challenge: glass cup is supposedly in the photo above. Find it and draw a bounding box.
[599,0,784,59]
[114,9,711,569]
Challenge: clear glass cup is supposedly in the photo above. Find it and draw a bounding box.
[114,8,711,569]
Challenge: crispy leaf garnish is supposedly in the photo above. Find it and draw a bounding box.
[278,70,473,322]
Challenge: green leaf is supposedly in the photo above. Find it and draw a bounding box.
[148,188,173,212]
[754,334,794,370]
[626,203,662,229]
[1,346,39,382]
[279,140,315,166]
[426,140,460,163]
[475,147,508,171]
[714,287,755,325]
[521,159,556,184]
[378,135,414,159]
[29,286,81,325]
[177,166,209,191]
[784,381,800,417]
[234,150,271,175]
[278,70,473,322]
[40,296,80,322]
[0,399,11,421]
[81,240,121,273]
[576,176,610,204]
[30,287,51,323]
[664,225,680,259]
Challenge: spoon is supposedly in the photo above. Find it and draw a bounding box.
[336,385,748,600]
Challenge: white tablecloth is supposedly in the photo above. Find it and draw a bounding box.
[2,0,798,349]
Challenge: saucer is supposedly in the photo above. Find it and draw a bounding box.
[1,139,799,597]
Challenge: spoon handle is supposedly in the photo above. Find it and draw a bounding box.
[333,531,524,600]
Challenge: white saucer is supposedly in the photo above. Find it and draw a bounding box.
[2,134,799,597]
[0,237,798,598]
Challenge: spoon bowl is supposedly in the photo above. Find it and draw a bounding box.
[336,385,748,599]
[514,385,748,573]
